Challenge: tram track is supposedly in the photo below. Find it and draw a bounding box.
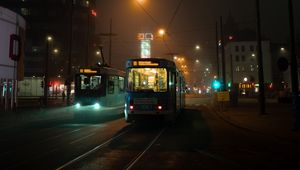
[2,119,125,170]
[56,124,168,170]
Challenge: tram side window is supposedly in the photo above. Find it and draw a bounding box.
[108,76,118,94]
[119,76,125,92]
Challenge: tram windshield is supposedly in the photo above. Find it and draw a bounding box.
[127,68,167,92]
[76,74,102,91]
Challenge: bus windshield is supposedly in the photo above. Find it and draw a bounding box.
[76,74,102,91]
[127,68,167,92]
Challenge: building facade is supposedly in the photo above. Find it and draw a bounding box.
[0,0,97,78]
[0,7,26,110]
[224,41,273,95]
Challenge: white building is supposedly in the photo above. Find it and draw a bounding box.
[224,41,273,92]
[0,7,26,110]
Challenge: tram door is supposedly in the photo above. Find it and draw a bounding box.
[169,71,176,112]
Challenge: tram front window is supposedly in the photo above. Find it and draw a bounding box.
[127,68,167,92]
[77,74,102,90]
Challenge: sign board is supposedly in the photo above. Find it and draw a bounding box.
[217,91,230,101]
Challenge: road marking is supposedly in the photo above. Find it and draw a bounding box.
[125,127,166,170]
[70,133,95,144]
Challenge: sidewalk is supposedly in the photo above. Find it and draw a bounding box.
[213,98,300,142]
[0,98,73,129]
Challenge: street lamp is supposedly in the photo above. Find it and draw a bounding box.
[44,35,53,106]
[158,28,166,37]
[53,48,59,54]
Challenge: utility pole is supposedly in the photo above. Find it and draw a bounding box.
[86,8,90,67]
[288,0,300,130]
[44,37,51,106]
[66,1,73,106]
[255,0,266,115]
[100,18,116,66]
[216,21,220,79]
[220,16,226,91]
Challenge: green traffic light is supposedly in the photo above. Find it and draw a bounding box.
[212,80,221,90]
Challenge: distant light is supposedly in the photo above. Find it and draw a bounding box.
[206,68,209,71]
[212,80,221,90]
[53,48,59,53]
[195,59,199,63]
[173,56,178,60]
[158,29,165,36]
[96,51,100,55]
[251,53,256,57]
[158,105,162,110]
[130,105,134,110]
[91,9,97,17]
[94,103,100,109]
[243,77,248,82]
[47,36,52,41]
[228,35,234,40]
[280,47,285,52]
[195,45,200,50]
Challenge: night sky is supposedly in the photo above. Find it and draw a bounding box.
[95,0,300,70]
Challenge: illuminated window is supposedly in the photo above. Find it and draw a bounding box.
[127,68,167,92]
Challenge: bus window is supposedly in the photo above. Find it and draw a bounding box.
[127,68,167,92]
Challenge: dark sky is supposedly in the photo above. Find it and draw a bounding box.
[95,0,300,70]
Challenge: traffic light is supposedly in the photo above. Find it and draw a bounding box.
[212,79,221,90]
[40,81,44,88]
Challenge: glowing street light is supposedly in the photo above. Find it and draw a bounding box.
[137,0,146,4]
[53,48,59,54]
[195,45,200,50]
[158,28,166,37]
[47,36,53,42]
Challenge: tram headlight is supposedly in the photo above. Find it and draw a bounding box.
[94,103,100,109]
[75,103,81,109]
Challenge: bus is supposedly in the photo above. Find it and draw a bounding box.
[73,66,125,120]
[124,58,185,123]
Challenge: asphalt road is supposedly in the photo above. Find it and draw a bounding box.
[0,97,299,170]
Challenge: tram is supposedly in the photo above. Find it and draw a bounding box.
[124,58,185,123]
[73,66,125,119]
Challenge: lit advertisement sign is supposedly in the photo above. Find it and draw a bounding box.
[133,61,159,66]
[79,69,97,73]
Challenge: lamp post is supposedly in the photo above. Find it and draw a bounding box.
[288,0,300,130]
[44,35,52,106]
[255,0,266,115]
